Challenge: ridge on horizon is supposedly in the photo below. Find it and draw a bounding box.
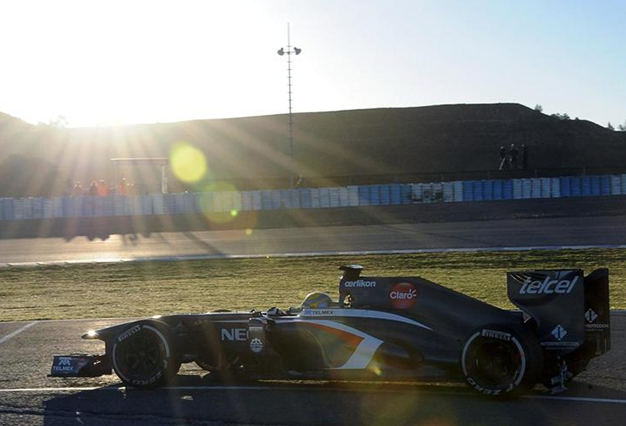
[0,102,603,129]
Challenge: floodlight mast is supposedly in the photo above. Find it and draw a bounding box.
[277,23,302,189]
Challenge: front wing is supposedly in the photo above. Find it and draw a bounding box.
[49,354,112,377]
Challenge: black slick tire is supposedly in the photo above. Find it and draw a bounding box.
[461,325,543,398]
[111,320,181,389]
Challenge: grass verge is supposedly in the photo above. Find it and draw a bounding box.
[1,248,625,322]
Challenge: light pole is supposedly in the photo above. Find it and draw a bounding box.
[277,23,301,189]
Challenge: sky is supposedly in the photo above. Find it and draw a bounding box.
[0,0,624,128]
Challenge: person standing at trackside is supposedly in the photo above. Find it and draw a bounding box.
[118,178,128,196]
[522,144,529,170]
[509,144,519,169]
[97,180,109,196]
[88,181,98,196]
[72,182,84,196]
[499,146,508,170]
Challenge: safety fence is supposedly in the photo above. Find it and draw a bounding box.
[0,174,625,221]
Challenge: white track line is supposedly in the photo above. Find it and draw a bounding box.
[4,244,626,268]
[524,395,626,405]
[1,385,625,405]
[0,321,38,345]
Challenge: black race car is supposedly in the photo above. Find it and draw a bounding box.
[51,265,611,397]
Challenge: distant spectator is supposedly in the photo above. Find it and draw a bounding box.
[72,182,84,196]
[118,178,128,196]
[522,144,529,170]
[97,180,109,196]
[509,144,519,169]
[499,146,508,170]
[88,181,98,196]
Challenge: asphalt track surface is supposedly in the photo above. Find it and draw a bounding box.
[3,214,626,265]
[0,316,625,425]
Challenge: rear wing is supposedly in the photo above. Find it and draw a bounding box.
[507,269,610,358]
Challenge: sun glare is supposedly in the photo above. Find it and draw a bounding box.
[170,142,207,183]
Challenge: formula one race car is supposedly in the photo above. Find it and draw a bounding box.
[51,265,611,398]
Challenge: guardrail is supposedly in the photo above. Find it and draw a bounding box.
[0,174,625,221]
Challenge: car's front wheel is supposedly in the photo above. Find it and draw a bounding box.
[461,325,543,398]
[111,320,180,389]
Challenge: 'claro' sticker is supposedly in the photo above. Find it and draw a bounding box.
[389,282,418,309]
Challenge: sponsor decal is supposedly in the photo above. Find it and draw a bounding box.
[344,280,377,288]
[249,326,264,332]
[585,323,609,329]
[585,309,598,323]
[250,338,264,353]
[551,325,568,341]
[131,370,163,387]
[52,366,75,372]
[52,357,89,373]
[481,329,512,341]
[221,328,247,341]
[519,276,578,295]
[541,341,580,348]
[466,377,504,396]
[117,325,142,343]
[303,309,336,316]
[52,357,76,373]
[389,282,418,309]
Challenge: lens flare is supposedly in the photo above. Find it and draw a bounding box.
[170,142,207,183]
[195,181,259,230]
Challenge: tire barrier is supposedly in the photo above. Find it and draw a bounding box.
[511,179,521,199]
[319,188,331,208]
[348,186,360,207]
[483,180,493,201]
[390,184,402,205]
[379,185,391,206]
[3,173,626,221]
[601,176,611,196]
[443,182,454,202]
[369,185,381,206]
[492,180,503,200]
[329,187,341,208]
[310,188,321,209]
[300,188,312,209]
[453,181,464,202]
[551,178,561,198]
[502,180,509,199]
[611,176,622,195]
[462,181,473,202]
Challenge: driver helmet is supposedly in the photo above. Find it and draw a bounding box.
[302,292,333,309]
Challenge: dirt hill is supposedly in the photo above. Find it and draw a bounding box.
[1,103,625,195]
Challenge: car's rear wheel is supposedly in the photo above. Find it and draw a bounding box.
[111,320,180,389]
[461,325,543,398]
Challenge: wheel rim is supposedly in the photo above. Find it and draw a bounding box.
[118,330,164,380]
[469,339,521,386]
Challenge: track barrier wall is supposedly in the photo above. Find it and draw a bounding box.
[3,173,626,221]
